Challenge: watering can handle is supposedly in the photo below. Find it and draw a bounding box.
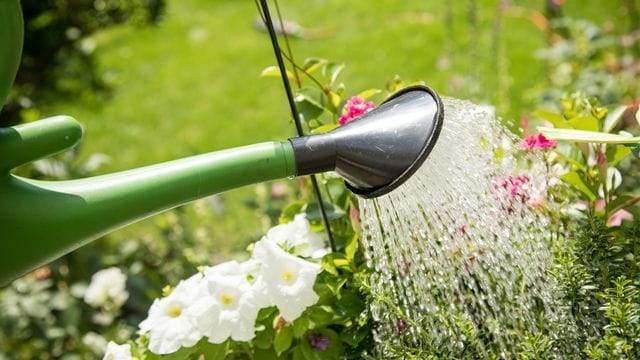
[0,116,83,173]
[0,0,23,110]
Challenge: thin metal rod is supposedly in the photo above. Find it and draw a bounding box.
[258,0,336,252]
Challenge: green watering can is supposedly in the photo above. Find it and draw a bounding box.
[0,0,444,285]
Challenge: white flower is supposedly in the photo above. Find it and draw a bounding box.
[598,167,622,197]
[253,239,321,321]
[84,267,129,308]
[263,214,327,258]
[139,276,205,354]
[192,261,266,344]
[82,332,107,355]
[102,341,133,360]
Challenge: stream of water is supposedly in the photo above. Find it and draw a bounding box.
[360,98,573,357]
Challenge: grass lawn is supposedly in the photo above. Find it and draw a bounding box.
[40,0,617,257]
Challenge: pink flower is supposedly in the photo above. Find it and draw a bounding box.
[493,175,531,203]
[338,96,376,125]
[594,199,635,226]
[517,133,557,151]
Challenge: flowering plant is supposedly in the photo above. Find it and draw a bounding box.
[100,211,373,359]
[97,61,388,359]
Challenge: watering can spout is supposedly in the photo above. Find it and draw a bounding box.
[0,86,443,285]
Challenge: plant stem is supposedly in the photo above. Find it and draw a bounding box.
[273,0,300,88]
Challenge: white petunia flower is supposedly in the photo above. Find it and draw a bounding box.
[204,259,261,281]
[139,275,205,354]
[263,214,327,258]
[84,267,129,308]
[192,261,266,344]
[102,341,133,360]
[252,239,321,321]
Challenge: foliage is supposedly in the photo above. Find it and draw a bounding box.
[0,0,165,126]
[522,92,640,358]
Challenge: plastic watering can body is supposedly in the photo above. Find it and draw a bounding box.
[0,116,296,284]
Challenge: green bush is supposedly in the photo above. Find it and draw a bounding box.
[0,0,165,126]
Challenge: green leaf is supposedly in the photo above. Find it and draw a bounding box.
[560,171,596,201]
[155,345,197,360]
[295,87,328,122]
[606,145,631,166]
[567,116,599,132]
[254,348,282,360]
[327,91,341,112]
[553,142,586,169]
[306,306,335,326]
[274,326,294,355]
[199,341,229,359]
[603,106,627,133]
[345,233,358,262]
[254,322,275,350]
[605,195,634,215]
[293,316,311,338]
[325,62,345,85]
[305,201,345,222]
[357,88,381,100]
[532,110,567,128]
[303,58,328,74]
[539,127,640,144]
[280,201,306,223]
[336,289,366,317]
[261,66,294,79]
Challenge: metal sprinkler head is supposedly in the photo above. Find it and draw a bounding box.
[290,85,444,198]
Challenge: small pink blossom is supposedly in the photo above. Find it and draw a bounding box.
[594,199,635,226]
[517,133,557,151]
[338,96,376,125]
[493,175,531,203]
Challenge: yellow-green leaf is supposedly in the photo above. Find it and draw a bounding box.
[260,66,294,79]
[560,172,596,201]
[606,145,631,166]
[567,116,599,132]
[357,88,382,100]
[328,91,341,109]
